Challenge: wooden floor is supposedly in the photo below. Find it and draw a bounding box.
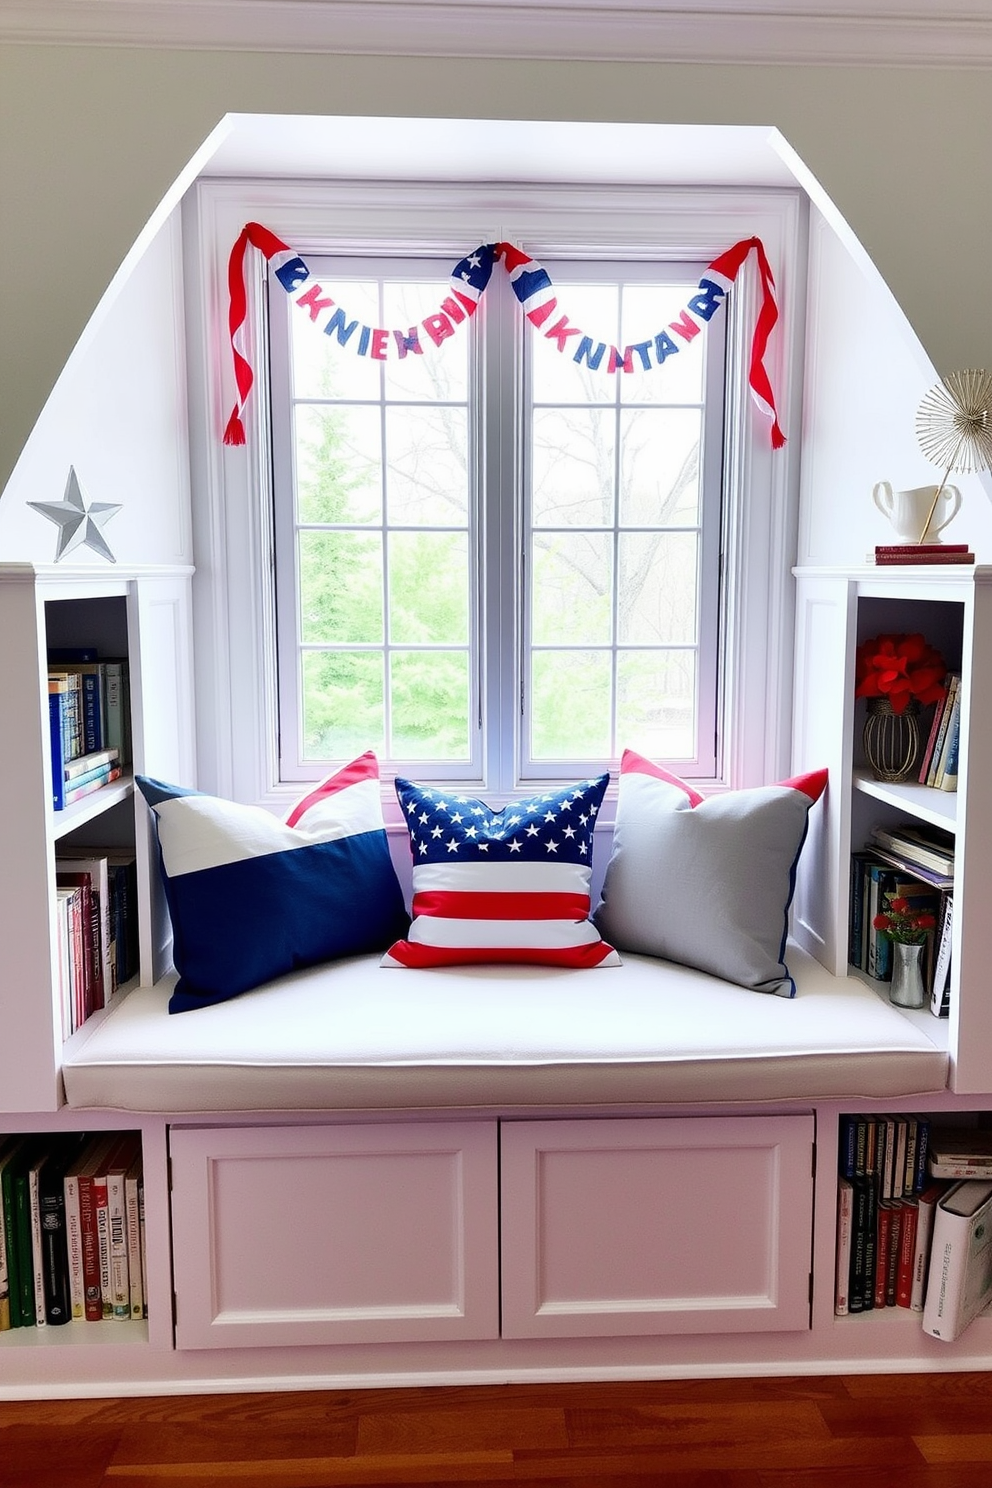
[4,1373,992,1487]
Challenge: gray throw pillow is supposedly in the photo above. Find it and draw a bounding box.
[593,750,827,996]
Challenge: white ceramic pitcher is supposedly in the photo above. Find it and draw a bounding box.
[872,481,962,545]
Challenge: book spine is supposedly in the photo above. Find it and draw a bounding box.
[835,1177,853,1316]
[875,543,971,554]
[40,1173,71,1326]
[838,1116,858,1180]
[125,1170,143,1321]
[848,1179,869,1313]
[880,1117,896,1201]
[94,1177,111,1320]
[928,677,960,787]
[848,854,874,970]
[78,1175,103,1323]
[939,697,961,792]
[28,1165,46,1328]
[903,1118,919,1199]
[2,1168,22,1328]
[49,692,67,810]
[885,1202,903,1306]
[914,1117,931,1193]
[873,552,975,564]
[63,746,119,782]
[874,1200,894,1309]
[922,1194,967,1339]
[933,690,961,789]
[928,1160,992,1179]
[911,1185,944,1312]
[918,686,948,784]
[138,1181,147,1319]
[922,1186,992,1341]
[81,671,103,753]
[61,760,118,792]
[102,662,130,765]
[0,1163,9,1332]
[64,1173,85,1320]
[896,1200,919,1307]
[931,896,954,1016]
[62,766,122,807]
[108,1168,130,1319]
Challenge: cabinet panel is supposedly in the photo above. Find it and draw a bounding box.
[500,1115,814,1338]
[169,1122,499,1349]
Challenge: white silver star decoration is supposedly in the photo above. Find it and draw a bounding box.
[29,467,121,563]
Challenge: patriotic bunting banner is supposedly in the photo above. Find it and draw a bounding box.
[223,221,786,449]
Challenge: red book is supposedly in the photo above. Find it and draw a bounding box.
[874,551,975,566]
[885,1203,903,1306]
[875,1201,895,1309]
[875,543,971,555]
[75,1134,119,1322]
[896,1200,919,1308]
[919,683,950,784]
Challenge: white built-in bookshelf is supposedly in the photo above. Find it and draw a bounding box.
[4,559,992,1391]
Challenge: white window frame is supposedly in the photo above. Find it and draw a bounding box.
[184,175,806,820]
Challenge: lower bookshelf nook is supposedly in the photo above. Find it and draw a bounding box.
[835,1111,992,1339]
[0,1130,147,1342]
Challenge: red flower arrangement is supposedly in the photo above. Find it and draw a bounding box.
[854,633,946,715]
[873,893,937,946]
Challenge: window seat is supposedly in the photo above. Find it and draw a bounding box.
[60,945,949,1114]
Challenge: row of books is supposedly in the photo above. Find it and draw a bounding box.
[918,672,961,791]
[836,1115,992,1340]
[0,1132,145,1331]
[48,648,131,811]
[836,1113,934,1317]
[56,850,138,1036]
[848,849,953,1015]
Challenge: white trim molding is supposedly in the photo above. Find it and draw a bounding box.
[4,0,992,69]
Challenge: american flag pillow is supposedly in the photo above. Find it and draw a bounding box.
[383,774,620,969]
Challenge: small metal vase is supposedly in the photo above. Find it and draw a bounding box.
[888,940,927,1009]
[863,697,921,783]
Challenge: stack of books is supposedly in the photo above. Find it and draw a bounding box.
[47,648,131,811]
[872,543,975,566]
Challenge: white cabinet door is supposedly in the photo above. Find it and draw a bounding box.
[169,1121,499,1349]
[500,1114,814,1338]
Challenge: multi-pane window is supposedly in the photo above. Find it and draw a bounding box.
[524,264,724,777]
[269,250,726,789]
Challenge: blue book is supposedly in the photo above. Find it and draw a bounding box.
[49,690,67,810]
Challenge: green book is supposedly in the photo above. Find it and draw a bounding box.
[0,1136,27,1329]
[10,1137,45,1328]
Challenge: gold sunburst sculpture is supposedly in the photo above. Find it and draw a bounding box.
[915,369,992,542]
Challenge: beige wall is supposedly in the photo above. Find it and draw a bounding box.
[1,44,990,497]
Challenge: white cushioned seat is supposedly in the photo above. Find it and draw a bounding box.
[60,945,949,1113]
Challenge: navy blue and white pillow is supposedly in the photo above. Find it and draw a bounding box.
[137,752,408,1013]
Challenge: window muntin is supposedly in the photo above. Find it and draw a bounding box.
[270,249,726,788]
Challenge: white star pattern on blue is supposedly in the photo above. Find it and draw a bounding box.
[394,775,608,864]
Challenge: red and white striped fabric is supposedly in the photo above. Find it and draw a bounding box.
[383,774,620,969]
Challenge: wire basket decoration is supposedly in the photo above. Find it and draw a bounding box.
[915,369,992,542]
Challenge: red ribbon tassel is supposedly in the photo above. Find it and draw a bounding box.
[709,236,786,448]
[223,221,295,446]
